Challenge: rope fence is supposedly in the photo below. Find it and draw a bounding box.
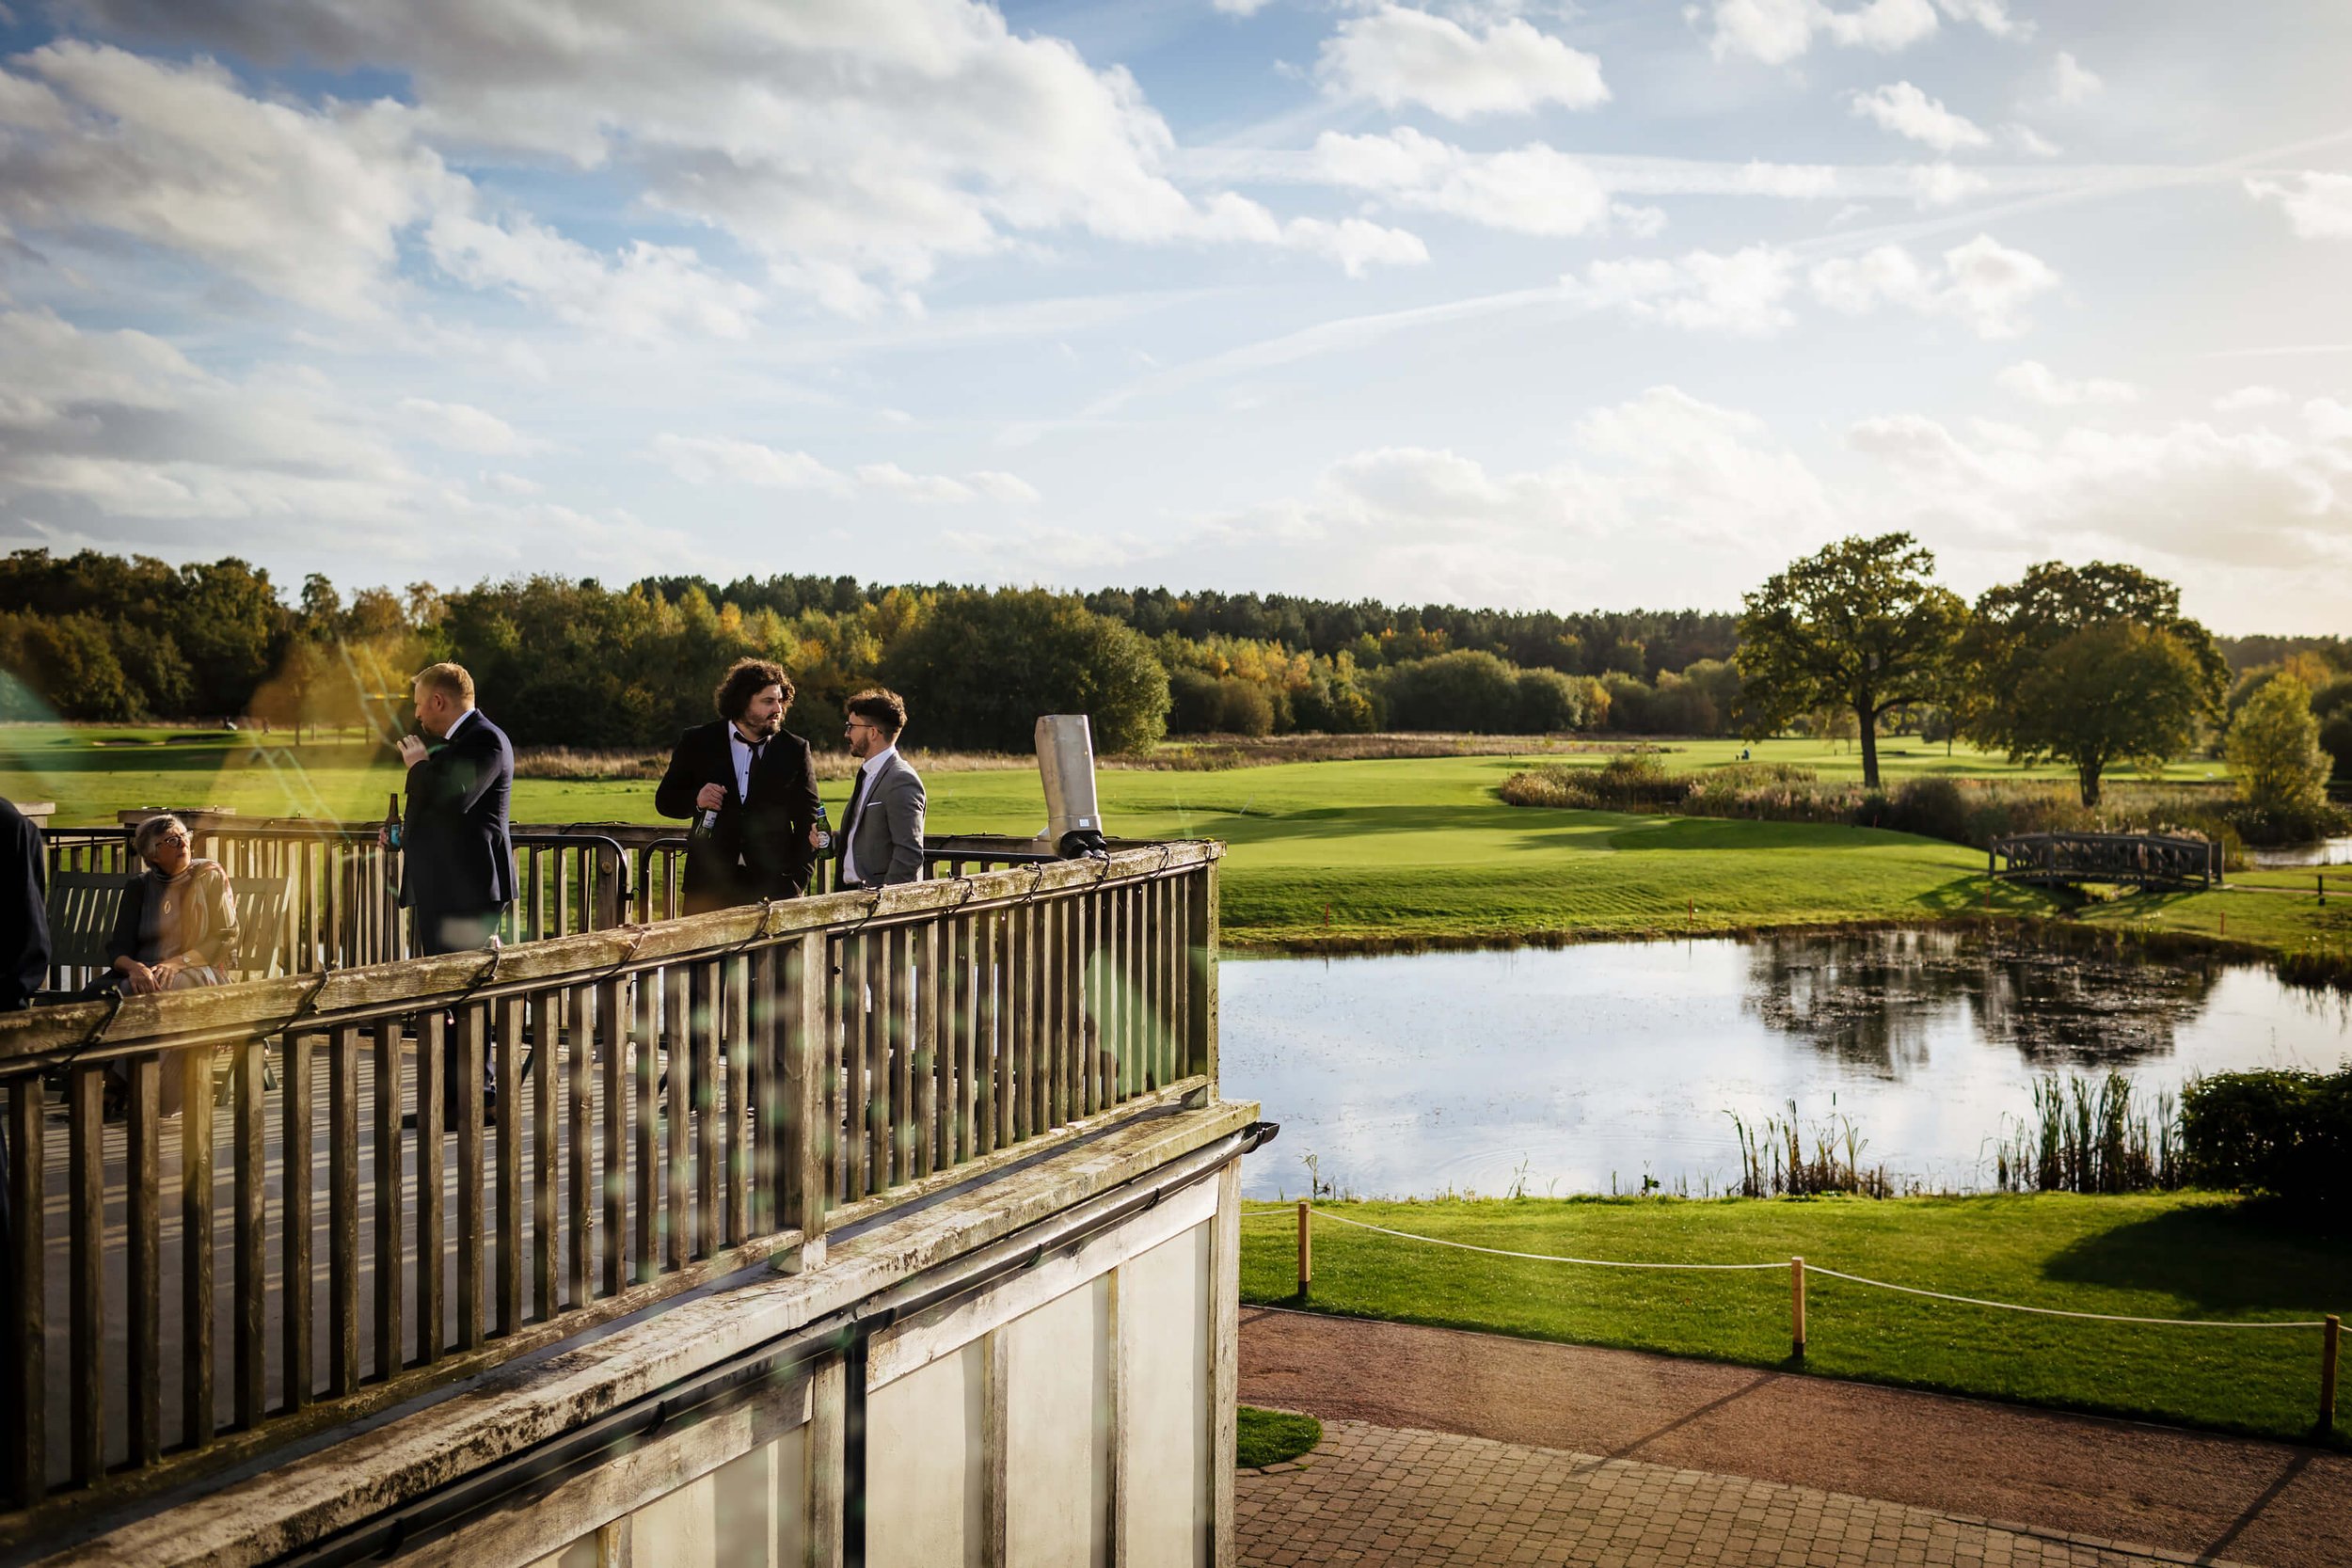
[1256,1201,2343,1435]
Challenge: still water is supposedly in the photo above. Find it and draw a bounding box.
[1221,928,2352,1200]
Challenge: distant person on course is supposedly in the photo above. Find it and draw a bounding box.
[385,660,514,1116]
[656,657,820,914]
[830,689,925,888]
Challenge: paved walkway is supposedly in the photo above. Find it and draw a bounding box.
[1241,1309,2352,1568]
[1236,1418,2243,1568]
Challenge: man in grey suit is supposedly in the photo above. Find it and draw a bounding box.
[834,689,926,887]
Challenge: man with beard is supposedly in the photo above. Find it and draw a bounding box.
[657,658,820,914]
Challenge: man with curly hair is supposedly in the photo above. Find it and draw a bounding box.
[658,658,821,913]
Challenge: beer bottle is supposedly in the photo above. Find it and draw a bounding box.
[383,790,403,851]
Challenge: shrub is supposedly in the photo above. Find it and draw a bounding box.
[1883,776,1969,843]
[2179,1069,2352,1212]
[1167,668,1222,735]
[1215,675,1276,738]
[1511,667,1588,733]
[1375,649,1520,732]
[882,589,1170,753]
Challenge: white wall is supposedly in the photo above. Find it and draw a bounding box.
[510,1163,1235,1568]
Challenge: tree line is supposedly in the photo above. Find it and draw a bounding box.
[1,547,2344,805]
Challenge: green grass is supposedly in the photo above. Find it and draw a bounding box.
[1244,1195,2351,1445]
[1236,1406,1324,1469]
[8,725,2342,958]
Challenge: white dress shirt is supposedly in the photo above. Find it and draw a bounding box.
[839,744,898,886]
[729,725,765,803]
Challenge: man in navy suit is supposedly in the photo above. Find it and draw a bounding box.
[387,661,515,1116]
[656,658,819,914]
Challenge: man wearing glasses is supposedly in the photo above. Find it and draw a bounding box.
[831,689,925,888]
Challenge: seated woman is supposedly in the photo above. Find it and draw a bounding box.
[103,815,238,1117]
[106,815,240,993]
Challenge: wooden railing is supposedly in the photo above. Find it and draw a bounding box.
[0,839,1220,1533]
[1989,831,2222,889]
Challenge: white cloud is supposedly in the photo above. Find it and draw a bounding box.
[1213,0,1277,13]
[1848,410,2352,567]
[1850,82,1990,151]
[1996,361,2139,407]
[2244,173,2352,240]
[1185,387,1836,601]
[1740,161,1841,198]
[1313,129,1614,236]
[396,397,541,454]
[1702,0,1940,66]
[1931,0,2026,39]
[1906,162,1990,208]
[485,470,542,496]
[2213,386,2288,413]
[2051,51,2103,105]
[0,42,455,317]
[1318,6,1610,119]
[1279,214,1432,275]
[424,214,764,339]
[0,309,444,550]
[1561,245,1800,337]
[69,0,1388,315]
[2003,123,2059,156]
[856,462,977,503]
[1808,234,2058,339]
[966,470,1041,503]
[1611,202,1669,239]
[648,434,848,493]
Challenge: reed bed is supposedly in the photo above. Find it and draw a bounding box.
[1994,1072,2182,1195]
[1728,1100,1893,1197]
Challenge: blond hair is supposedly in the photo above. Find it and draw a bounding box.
[412,661,476,705]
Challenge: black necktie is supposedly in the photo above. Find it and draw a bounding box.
[736,734,763,800]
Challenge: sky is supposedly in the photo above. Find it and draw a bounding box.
[0,0,2348,633]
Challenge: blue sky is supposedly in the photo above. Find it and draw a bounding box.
[1,0,2348,630]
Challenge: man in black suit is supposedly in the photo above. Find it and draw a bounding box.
[386,661,515,1114]
[1,797,46,1010]
[2,796,47,1475]
[657,658,819,914]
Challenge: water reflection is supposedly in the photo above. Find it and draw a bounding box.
[1223,929,2347,1200]
[1743,928,2218,1073]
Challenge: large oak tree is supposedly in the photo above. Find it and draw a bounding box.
[1735,533,1967,788]
[1960,562,2226,806]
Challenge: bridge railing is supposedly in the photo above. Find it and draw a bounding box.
[1988,831,2222,889]
[0,838,1221,1538]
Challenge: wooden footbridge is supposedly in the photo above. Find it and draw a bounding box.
[1987,831,2223,890]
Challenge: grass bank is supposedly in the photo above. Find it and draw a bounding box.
[7,726,2344,961]
[1241,1194,2350,1447]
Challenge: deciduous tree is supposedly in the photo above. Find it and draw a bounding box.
[2227,673,2331,813]
[1962,562,2226,806]
[1735,533,1967,787]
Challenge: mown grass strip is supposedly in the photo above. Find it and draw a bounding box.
[1239,1194,2352,1447]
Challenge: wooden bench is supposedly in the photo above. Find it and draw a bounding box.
[43,868,300,994]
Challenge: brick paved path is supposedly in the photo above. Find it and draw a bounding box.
[1236,1419,2238,1568]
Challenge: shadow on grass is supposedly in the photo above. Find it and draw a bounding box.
[2039,1200,2352,1314]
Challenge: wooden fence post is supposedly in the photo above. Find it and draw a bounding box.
[1790,1257,1806,1360]
[2323,1314,2341,1437]
[1296,1201,1311,1297]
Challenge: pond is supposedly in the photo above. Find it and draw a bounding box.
[1220,928,2352,1200]
[2247,836,2352,867]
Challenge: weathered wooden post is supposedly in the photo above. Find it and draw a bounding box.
[2323,1314,2341,1436]
[1790,1257,1807,1359]
[1296,1200,1311,1296]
